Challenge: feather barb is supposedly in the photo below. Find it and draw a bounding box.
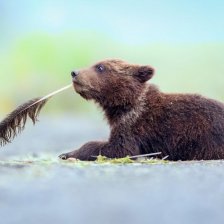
[0,84,72,147]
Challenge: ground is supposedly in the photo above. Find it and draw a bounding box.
[1,116,224,224]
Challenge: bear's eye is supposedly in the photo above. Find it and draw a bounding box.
[95,64,105,73]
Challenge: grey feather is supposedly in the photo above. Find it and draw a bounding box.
[0,97,48,146]
[0,83,72,147]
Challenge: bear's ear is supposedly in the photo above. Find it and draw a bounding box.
[134,66,154,83]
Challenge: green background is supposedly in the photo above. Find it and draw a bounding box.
[1,1,224,115]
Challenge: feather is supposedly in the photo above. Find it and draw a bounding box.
[0,84,72,147]
[0,97,48,146]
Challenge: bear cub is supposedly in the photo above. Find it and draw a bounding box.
[59,59,224,161]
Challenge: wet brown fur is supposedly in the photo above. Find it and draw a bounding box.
[59,59,224,161]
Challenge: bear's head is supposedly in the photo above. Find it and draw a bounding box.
[71,59,154,107]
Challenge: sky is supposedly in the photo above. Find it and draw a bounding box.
[1,0,224,44]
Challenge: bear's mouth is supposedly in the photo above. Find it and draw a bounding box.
[72,78,83,86]
[73,83,92,100]
[72,80,89,93]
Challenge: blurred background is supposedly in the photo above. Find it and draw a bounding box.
[1,3,224,223]
[0,0,224,116]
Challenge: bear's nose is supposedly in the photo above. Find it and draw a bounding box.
[71,70,79,78]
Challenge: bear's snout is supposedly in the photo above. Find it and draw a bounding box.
[71,70,79,78]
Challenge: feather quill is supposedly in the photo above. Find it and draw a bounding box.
[0,84,72,147]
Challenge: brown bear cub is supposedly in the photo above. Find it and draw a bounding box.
[59,59,224,161]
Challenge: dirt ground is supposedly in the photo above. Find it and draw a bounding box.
[1,116,224,224]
